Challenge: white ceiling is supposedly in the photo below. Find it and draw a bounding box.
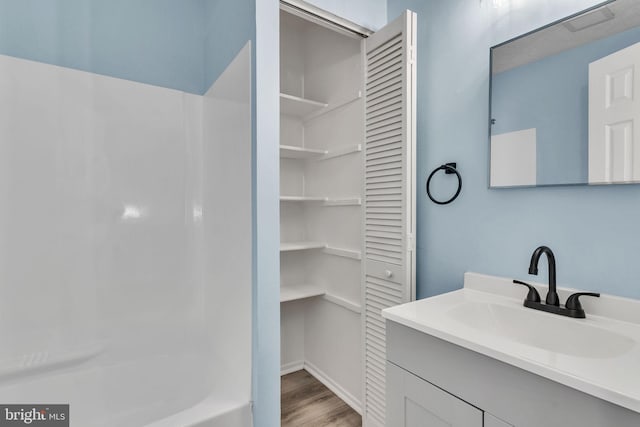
[492,0,640,74]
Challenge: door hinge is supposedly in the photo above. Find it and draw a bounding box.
[407,233,415,252]
[409,46,416,65]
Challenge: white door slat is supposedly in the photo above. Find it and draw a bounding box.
[366,179,402,188]
[367,61,403,87]
[366,103,403,123]
[367,285,403,301]
[365,128,402,144]
[366,109,402,126]
[365,190,403,198]
[366,154,402,167]
[366,95,402,113]
[366,73,403,95]
[366,140,402,154]
[367,36,402,62]
[365,163,402,174]
[366,113,403,130]
[368,42,403,69]
[367,50,403,75]
[366,221,401,229]
[366,81,403,104]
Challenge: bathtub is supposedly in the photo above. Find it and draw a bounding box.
[145,397,252,427]
[0,351,252,427]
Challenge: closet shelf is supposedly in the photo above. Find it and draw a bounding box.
[280,145,327,159]
[322,293,362,314]
[320,144,362,160]
[280,144,361,161]
[323,246,362,260]
[323,197,362,206]
[280,196,361,206]
[280,93,328,118]
[280,284,326,303]
[280,241,327,252]
[304,91,363,123]
[280,195,328,202]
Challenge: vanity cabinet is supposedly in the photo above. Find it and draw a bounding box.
[386,320,640,427]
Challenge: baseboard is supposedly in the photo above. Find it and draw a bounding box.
[280,360,304,376]
[303,360,363,415]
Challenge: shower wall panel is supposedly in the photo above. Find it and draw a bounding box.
[0,50,252,425]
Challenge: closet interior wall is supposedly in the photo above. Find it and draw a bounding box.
[279,10,365,411]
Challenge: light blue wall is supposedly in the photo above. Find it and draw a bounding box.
[387,0,640,300]
[203,0,256,91]
[0,0,205,94]
[492,27,640,185]
[306,0,386,30]
[254,1,281,426]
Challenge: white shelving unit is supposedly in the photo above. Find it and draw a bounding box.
[279,10,365,413]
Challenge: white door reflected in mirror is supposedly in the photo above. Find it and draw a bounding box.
[589,41,640,184]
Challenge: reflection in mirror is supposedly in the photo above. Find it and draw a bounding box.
[490,0,640,188]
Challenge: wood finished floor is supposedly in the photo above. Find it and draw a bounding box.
[281,370,362,427]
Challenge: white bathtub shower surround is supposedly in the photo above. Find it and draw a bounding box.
[0,42,252,427]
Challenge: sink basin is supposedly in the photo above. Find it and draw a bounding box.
[447,301,635,359]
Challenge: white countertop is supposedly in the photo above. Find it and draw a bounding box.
[382,272,640,413]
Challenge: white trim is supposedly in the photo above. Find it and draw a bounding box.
[280,0,373,38]
[304,360,363,415]
[322,293,362,314]
[281,360,305,376]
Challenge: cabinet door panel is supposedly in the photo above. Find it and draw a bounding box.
[387,362,483,427]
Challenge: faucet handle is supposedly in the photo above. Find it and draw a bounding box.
[513,280,541,303]
[565,292,600,311]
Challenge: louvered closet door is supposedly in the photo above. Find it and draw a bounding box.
[362,10,416,427]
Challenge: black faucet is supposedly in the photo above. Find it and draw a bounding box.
[513,246,600,319]
[528,246,559,306]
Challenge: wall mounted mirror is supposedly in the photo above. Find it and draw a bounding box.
[490,0,640,188]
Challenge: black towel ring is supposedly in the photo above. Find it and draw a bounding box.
[426,163,462,205]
